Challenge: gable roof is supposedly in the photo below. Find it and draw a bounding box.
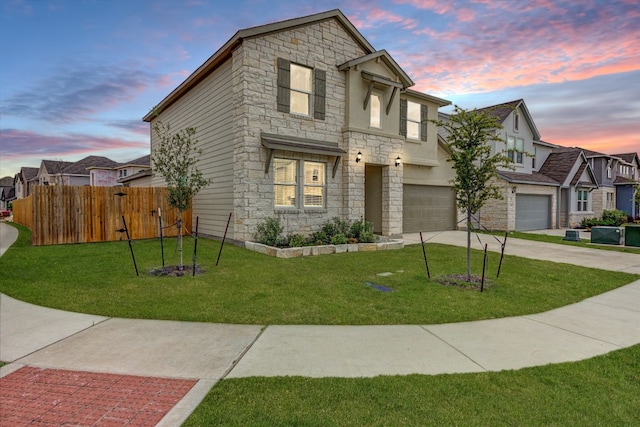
[612,152,640,165]
[0,176,13,187]
[497,170,559,186]
[16,167,39,184]
[123,154,151,166]
[338,50,414,88]
[143,9,374,122]
[41,160,73,175]
[538,148,597,188]
[64,156,120,175]
[475,99,541,140]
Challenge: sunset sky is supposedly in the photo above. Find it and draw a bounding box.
[1,0,639,179]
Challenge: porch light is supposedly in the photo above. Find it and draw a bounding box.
[356,151,362,163]
[395,156,401,167]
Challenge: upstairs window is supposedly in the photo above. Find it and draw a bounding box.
[370,93,382,128]
[400,99,428,141]
[507,136,524,164]
[290,64,312,115]
[606,163,612,179]
[277,58,326,120]
[514,112,520,131]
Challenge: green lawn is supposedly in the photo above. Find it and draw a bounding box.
[489,230,640,255]
[185,344,640,426]
[2,222,640,425]
[0,223,637,325]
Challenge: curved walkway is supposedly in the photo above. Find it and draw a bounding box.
[1,222,640,425]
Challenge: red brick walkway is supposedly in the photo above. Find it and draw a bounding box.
[0,366,197,426]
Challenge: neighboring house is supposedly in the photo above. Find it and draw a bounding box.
[87,154,151,186]
[584,149,621,216]
[461,99,598,231]
[37,156,119,187]
[144,9,454,241]
[118,168,153,187]
[13,166,39,199]
[612,152,639,218]
[0,176,14,210]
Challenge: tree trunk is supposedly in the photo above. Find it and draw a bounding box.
[466,206,472,282]
[177,213,183,270]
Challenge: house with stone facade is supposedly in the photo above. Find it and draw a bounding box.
[465,99,598,231]
[144,9,455,242]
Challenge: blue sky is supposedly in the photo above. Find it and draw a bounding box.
[1,0,639,178]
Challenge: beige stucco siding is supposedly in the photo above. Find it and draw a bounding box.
[150,60,235,237]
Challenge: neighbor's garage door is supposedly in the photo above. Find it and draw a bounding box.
[403,185,456,233]
[516,194,551,231]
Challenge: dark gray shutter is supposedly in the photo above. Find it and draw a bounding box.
[313,69,326,120]
[420,104,428,141]
[277,58,290,113]
[399,99,407,136]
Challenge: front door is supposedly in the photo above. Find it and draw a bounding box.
[365,164,382,234]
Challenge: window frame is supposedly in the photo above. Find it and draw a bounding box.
[369,92,382,128]
[273,158,326,209]
[507,136,524,164]
[289,63,313,116]
[577,189,589,212]
[406,100,421,140]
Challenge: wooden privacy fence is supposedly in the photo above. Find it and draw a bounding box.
[12,186,192,246]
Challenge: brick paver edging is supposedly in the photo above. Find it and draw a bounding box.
[0,366,197,426]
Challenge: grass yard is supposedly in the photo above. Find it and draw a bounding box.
[490,230,640,255]
[0,223,637,325]
[2,222,640,425]
[184,344,640,426]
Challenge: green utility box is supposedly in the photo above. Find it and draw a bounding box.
[625,225,640,247]
[591,226,624,245]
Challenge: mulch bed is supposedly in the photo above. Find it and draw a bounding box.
[434,274,493,291]
[148,265,205,277]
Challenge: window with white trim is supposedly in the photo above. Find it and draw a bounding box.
[606,163,612,179]
[274,159,325,208]
[606,192,614,210]
[507,136,524,164]
[370,93,382,128]
[577,189,589,212]
[290,64,312,115]
[277,58,326,120]
[406,101,421,140]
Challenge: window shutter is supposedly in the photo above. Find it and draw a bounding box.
[277,58,290,113]
[399,99,407,136]
[313,69,326,120]
[420,104,428,141]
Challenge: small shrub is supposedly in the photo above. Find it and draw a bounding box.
[602,209,627,226]
[287,233,306,248]
[255,217,285,247]
[350,217,376,242]
[330,233,348,245]
[310,231,328,245]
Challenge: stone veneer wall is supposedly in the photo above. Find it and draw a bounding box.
[231,19,367,242]
[590,187,616,218]
[343,130,404,236]
[476,179,557,231]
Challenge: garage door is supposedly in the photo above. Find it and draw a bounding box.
[403,185,456,232]
[516,194,551,231]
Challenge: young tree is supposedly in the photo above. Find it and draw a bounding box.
[433,106,513,281]
[152,121,211,270]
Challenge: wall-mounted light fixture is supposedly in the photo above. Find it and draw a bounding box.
[356,151,362,163]
[511,186,517,194]
[395,156,401,167]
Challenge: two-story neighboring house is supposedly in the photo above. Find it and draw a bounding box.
[466,99,598,231]
[37,156,120,187]
[585,150,620,215]
[13,167,38,199]
[612,152,639,218]
[144,9,454,241]
[87,155,151,186]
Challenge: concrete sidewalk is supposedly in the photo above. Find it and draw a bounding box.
[1,222,640,424]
